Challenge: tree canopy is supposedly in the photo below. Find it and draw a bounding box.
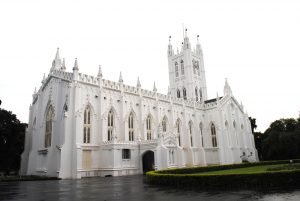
[0,100,27,173]
[252,118,300,161]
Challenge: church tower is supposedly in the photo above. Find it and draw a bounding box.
[168,29,208,102]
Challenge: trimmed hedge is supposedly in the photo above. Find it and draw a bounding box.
[146,160,300,190]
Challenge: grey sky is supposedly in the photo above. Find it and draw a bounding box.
[0,0,299,132]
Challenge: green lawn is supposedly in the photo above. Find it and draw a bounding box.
[195,163,300,175]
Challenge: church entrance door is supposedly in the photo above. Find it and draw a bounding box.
[142,151,154,173]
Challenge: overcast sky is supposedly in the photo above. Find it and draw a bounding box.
[0,0,299,132]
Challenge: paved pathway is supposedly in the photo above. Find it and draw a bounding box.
[0,175,299,201]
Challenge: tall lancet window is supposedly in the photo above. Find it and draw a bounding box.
[128,112,134,141]
[108,109,114,141]
[211,123,217,147]
[146,115,152,140]
[195,87,199,101]
[176,119,181,146]
[180,60,184,75]
[183,88,187,100]
[199,88,203,102]
[200,122,204,147]
[83,106,91,143]
[177,89,180,98]
[45,105,54,147]
[189,121,193,147]
[162,116,167,132]
[175,62,179,77]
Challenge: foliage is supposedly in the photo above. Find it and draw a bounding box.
[249,117,300,161]
[249,117,257,133]
[0,100,27,173]
[146,160,300,190]
[261,118,300,160]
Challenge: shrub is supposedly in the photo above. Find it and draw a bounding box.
[146,160,300,190]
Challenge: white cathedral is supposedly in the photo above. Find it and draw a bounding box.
[20,30,258,179]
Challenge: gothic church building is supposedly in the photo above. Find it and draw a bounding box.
[20,31,258,179]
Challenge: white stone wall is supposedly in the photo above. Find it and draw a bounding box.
[20,35,258,179]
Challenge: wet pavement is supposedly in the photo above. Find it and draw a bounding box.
[0,175,299,201]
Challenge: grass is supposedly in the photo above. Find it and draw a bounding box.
[194,163,300,175]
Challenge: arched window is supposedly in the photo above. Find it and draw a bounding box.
[176,119,181,146]
[211,123,217,147]
[162,116,168,132]
[45,105,54,147]
[180,60,184,75]
[225,120,228,127]
[175,62,179,77]
[192,59,196,74]
[195,87,199,101]
[199,88,203,102]
[183,88,187,100]
[241,124,244,129]
[177,89,180,98]
[233,120,236,129]
[128,112,134,141]
[200,122,204,147]
[189,121,193,147]
[198,62,200,76]
[146,115,152,140]
[108,109,114,141]
[83,106,91,143]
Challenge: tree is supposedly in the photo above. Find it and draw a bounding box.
[261,118,300,160]
[249,117,257,133]
[0,101,27,174]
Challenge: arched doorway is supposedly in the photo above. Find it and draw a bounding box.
[142,151,154,173]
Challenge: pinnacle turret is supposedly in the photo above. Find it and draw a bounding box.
[183,28,191,50]
[51,48,62,71]
[97,65,103,78]
[196,35,203,55]
[136,77,141,88]
[167,36,174,57]
[61,58,66,71]
[119,72,123,83]
[73,58,79,71]
[153,81,157,92]
[224,78,232,96]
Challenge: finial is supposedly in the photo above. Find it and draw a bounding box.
[169,36,171,44]
[185,28,188,37]
[137,77,141,88]
[97,65,102,77]
[197,35,199,43]
[119,72,123,83]
[73,58,79,71]
[153,81,157,92]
